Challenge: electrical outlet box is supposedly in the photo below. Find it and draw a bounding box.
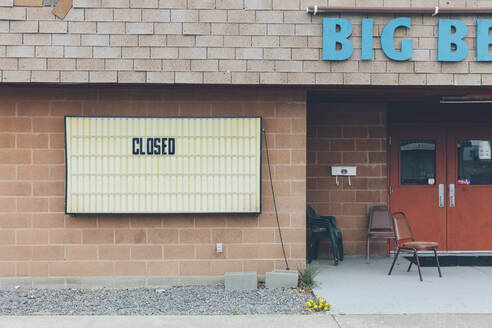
[331,166,357,176]
[216,243,223,253]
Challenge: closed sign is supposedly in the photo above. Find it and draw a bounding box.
[65,116,262,214]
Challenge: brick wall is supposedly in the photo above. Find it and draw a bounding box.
[307,102,387,255]
[0,85,306,277]
[0,0,491,86]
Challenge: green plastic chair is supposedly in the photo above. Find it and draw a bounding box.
[306,205,344,265]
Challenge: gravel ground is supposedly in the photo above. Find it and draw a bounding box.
[0,285,312,315]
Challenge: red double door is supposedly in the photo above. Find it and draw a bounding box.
[390,126,492,251]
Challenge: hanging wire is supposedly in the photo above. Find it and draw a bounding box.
[262,128,290,271]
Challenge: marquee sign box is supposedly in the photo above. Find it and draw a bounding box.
[64,116,262,214]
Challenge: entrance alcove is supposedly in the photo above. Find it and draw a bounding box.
[305,87,492,260]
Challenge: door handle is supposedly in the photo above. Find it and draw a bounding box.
[449,184,455,207]
[438,184,444,207]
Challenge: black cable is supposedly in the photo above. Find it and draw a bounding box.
[262,128,290,271]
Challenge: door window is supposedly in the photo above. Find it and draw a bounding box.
[400,140,436,185]
[457,140,492,185]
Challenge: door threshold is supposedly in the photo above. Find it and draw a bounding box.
[390,251,492,266]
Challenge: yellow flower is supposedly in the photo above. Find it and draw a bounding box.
[314,305,317,309]
[324,307,328,311]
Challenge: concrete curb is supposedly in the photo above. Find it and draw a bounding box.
[0,275,272,289]
[0,276,225,289]
[1,314,492,328]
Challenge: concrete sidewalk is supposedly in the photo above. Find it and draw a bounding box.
[314,256,492,314]
[0,315,491,328]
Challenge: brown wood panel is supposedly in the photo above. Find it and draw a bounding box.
[14,0,42,6]
[52,0,72,19]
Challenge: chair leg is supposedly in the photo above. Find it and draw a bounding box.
[434,249,442,277]
[407,253,415,272]
[338,232,344,261]
[366,237,370,263]
[388,248,400,276]
[307,241,314,264]
[313,240,320,260]
[414,250,423,282]
[328,230,339,265]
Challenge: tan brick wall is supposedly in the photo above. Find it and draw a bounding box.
[0,0,491,85]
[307,102,387,255]
[0,86,306,277]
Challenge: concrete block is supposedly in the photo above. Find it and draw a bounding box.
[0,7,25,20]
[32,277,66,289]
[232,72,259,84]
[73,0,101,8]
[3,71,30,83]
[66,277,116,289]
[224,272,257,290]
[142,9,170,22]
[198,10,226,23]
[245,0,272,10]
[130,0,157,8]
[216,0,243,9]
[265,270,298,289]
[113,277,146,288]
[31,71,60,83]
[0,0,13,6]
[101,0,129,8]
[188,0,214,9]
[61,71,89,83]
[0,277,32,289]
[147,276,222,288]
[126,22,154,35]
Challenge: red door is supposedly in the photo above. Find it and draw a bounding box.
[389,127,447,249]
[390,126,492,251]
[447,128,492,251]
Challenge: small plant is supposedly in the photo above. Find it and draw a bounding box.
[305,295,331,313]
[298,264,320,290]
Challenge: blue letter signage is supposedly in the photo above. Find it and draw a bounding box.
[322,18,354,60]
[438,19,468,61]
[361,18,374,60]
[477,19,492,61]
[322,17,492,62]
[380,17,413,61]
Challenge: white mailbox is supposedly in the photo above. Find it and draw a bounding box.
[331,166,357,186]
[331,166,357,176]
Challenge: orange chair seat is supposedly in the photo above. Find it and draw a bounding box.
[401,241,438,250]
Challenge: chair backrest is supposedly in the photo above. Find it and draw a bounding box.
[368,205,393,232]
[391,211,415,243]
[306,205,328,229]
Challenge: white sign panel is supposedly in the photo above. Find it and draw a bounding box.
[65,117,262,214]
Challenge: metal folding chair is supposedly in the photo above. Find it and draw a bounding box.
[367,205,394,262]
[388,212,442,281]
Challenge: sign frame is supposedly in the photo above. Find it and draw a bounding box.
[64,115,263,216]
